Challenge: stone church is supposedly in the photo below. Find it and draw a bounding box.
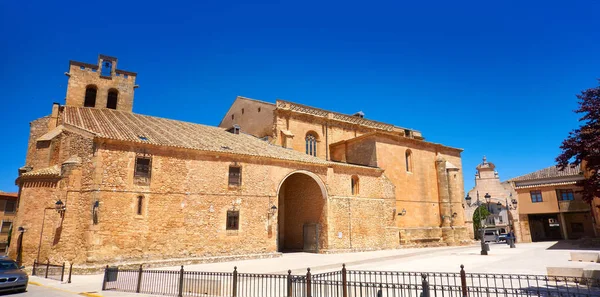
[10,55,469,269]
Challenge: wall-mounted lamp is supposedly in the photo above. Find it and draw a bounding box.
[397,208,407,216]
[17,227,26,233]
[268,204,278,216]
[55,199,66,217]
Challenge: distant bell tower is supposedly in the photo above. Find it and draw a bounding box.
[65,54,138,112]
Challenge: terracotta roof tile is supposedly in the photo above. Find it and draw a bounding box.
[21,165,61,177]
[510,164,582,182]
[62,107,330,165]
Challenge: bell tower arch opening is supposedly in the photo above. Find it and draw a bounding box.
[276,171,327,253]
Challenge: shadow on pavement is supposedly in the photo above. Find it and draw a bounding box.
[546,239,600,251]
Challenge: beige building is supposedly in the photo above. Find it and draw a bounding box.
[11,55,469,270]
[509,164,596,242]
[0,192,18,255]
[464,157,519,240]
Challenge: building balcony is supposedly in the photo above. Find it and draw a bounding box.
[558,200,591,212]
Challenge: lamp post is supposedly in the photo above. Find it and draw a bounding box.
[504,194,518,248]
[466,193,488,255]
[36,200,67,262]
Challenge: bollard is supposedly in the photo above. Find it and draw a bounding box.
[101,265,109,291]
[460,265,467,297]
[306,268,312,297]
[421,273,430,297]
[136,265,143,293]
[287,270,293,297]
[32,260,37,276]
[232,266,238,297]
[342,264,348,297]
[178,266,184,297]
[45,260,50,278]
[60,262,65,282]
[68,263,73,284]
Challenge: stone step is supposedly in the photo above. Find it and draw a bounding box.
[570,252,600,263]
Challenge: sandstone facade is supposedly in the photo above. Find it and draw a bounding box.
[11,55,469,270]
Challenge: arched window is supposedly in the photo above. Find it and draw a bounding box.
[351,175,359,195]
[84,85,97,107]
[137,195,144,215]
[405,149,412,172]
[107,89,118,109]
[305,132,318,156]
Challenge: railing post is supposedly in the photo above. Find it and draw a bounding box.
[306,268,312,297]
[61,262,65,282]
[68,263,73,284]
[45,259,50,278]
[460,265,468,297]
[342,264,348,297]
[32,259,37,276]
[287,270,292,297]
[136,264,143,293]
[101,265,109,291]
[232,266,238,297]
[178,265,184,297]
[421,273,430,297]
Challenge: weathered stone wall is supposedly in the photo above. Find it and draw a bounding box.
[274,111,371,160]
[14,130,396,267]
[65,63,136,112]
[25,117,51,168]
[218,97,276,139]
[326,166,397,250]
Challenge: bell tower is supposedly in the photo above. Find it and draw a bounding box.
[64,54,138,112]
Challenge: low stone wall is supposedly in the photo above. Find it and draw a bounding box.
[69,252,282,275]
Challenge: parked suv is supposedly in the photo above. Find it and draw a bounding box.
[0,258,28,293]
[483,230,499,243]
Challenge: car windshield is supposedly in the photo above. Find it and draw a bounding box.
[0,260,18,270]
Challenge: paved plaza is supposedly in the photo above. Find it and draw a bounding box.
[23,241,600,297]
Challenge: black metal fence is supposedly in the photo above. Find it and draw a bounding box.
[102,264,600,297]
[32,259,73,283]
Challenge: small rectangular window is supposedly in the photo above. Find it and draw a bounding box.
[530,191,543,203]
[558,189,575,201]
[0,242,7,254]
[0,221,11,234]
[227,210,240,230]
[229,166,241,186]
[4,200,15,214]
[134,157,151,178]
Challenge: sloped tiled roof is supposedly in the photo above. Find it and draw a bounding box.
[62,106,330,165]
[0,192,18,198]
[510,164,582,182]
[21,165,61,178]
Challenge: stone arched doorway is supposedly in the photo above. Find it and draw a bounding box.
[276,171,327,253]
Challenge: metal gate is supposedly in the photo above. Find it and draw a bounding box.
[303,223,320,253]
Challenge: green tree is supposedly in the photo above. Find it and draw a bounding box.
[556,80,600,202]
[472,205,491,239]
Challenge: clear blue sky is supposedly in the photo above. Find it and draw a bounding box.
[1,0,599,194]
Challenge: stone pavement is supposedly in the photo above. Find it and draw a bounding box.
[25,241,600,297]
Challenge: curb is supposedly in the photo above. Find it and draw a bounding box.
[79,293,103,297]
[29,279,104,296]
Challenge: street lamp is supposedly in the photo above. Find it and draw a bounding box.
[466,193,488,255]
[36,200,67,262]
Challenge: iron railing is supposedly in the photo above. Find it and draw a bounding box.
[32,259,72,283]
[102,264,600,297]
